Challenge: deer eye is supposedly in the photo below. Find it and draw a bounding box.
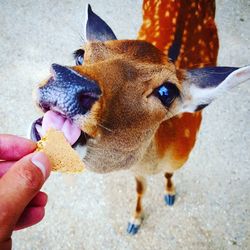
[73,49,85,65]
[153,82,180,107]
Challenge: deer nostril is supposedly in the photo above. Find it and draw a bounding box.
[78,93,99,112]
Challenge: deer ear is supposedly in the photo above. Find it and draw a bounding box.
[178,66,250,113]
[85,4,117,42]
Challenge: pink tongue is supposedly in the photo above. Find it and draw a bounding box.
[42,110,81,145]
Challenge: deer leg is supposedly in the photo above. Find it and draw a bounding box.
[164,172,176,206]
[127,176,146,235]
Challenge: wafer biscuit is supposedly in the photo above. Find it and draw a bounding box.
[37,129,84,173]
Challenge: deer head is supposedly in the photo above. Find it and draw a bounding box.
[31,5,250,173]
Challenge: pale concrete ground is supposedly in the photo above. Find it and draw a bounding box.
[0,0,249,249]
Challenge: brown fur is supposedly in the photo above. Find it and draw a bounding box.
[70,40,183,173]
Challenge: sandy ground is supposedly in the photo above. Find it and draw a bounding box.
[0,0,249,249]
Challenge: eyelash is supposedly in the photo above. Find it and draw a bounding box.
[73,49,85,65]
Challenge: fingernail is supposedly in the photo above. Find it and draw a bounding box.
[31,152,49,179]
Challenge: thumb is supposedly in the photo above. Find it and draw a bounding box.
[0,152,51,241]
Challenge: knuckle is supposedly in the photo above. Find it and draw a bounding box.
[15,165,43,190]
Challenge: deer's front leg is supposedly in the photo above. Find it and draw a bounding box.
[127,176,146,235]
[164,172,176,206]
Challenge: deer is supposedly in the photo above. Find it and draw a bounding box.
[30,1,250,235]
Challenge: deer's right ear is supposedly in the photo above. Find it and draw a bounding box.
[85,4,117,42]
[177,66,250,113]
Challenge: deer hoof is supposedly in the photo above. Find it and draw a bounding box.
[164,194,175,206]
[127,217,141,235]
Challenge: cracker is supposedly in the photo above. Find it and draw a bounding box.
[37,129,84,173]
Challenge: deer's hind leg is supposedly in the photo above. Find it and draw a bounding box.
[127,176,146,235]
[164,172,176,206]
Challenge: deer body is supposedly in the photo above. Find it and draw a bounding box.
[130,0,219,232]
[134,0,218,172]
[31,1,250,235]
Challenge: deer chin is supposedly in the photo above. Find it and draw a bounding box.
[83,151,137,174]
[30,111,138,174]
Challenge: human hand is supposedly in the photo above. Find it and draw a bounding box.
[0,134,51,250]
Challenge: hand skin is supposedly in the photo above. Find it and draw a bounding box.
[0,134,51,250]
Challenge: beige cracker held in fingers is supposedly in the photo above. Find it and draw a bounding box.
[37,129,84,173]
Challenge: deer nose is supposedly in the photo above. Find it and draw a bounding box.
[37,64,102,117]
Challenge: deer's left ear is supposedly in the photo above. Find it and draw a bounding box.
[178,66,250,113]
[85,4,117,42]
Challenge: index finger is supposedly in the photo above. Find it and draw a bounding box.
[0,134,37,161]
